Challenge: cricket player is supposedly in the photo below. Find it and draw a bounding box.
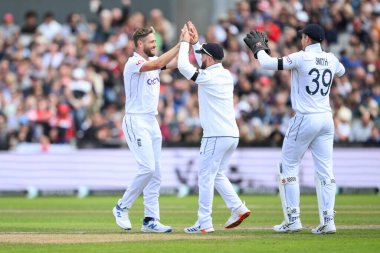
[243,24,345,234]
[112,27,180,233]
[178,22,251,233]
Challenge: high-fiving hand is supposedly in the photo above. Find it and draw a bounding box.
[180,24,190,43]
[186,21,199,45]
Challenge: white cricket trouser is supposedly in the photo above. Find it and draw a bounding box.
[281,112,335,213]
[197,137,243,229]
[119,114,162,219]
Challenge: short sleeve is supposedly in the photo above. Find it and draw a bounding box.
[126,56,146,73]
[335,61,345,77]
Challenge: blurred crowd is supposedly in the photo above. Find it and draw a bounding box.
[0,0,379,151]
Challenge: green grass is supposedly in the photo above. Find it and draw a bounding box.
[0,195,379,253]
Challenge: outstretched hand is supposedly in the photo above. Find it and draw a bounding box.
[180,24,190,43]
[187,21,199,44]
[243,30,271,59]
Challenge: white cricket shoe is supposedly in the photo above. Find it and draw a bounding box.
[224,203,251,229]
[112,205,132,230]
[141,219,172,233]
[184,224,215,234]
[273,219,302,233]
[311,221,336,234]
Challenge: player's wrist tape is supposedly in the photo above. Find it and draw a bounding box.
[190,69,199,81]
[277,58,283,70]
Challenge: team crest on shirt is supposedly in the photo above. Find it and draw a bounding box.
[136,59,144,65]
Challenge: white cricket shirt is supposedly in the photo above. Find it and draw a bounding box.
[123,52,161,115]
[258,44,345,114]
[178,42,239,137]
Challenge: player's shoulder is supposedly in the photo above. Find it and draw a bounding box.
[284,50,303,65]
[323,51,341,64]
[286,50,303,60]
[127,53,145,65]
[124,53,146,72]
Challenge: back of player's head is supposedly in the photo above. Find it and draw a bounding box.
[133,27,154,47]
[298,23,325,43]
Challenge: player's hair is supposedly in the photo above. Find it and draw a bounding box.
[309,37,319,44]
[303,34,320,45]
[133,27,154,47]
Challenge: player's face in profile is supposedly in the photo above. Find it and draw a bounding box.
[300,34,308,49]
[142,33,157,57]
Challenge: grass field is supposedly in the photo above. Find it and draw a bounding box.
[0,194,379,253]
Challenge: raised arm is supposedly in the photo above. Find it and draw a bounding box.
[187,21,202,67]
[244,30,297,71]
[140,43,180,72]
[177,24,198,80]
[163,24,191,70]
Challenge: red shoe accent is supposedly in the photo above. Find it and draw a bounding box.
[225,211,251,229]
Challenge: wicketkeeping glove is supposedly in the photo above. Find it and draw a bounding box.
[243,30,271,59]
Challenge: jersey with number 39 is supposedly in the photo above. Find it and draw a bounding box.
[282,44,345,114]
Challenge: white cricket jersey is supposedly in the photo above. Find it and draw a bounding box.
[178,42,239,137]
[123,52,161,115]
[258,44,345,114]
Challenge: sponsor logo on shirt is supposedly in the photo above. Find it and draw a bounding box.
[136,59,144,65]
[147,77,160,85]
[286,56,292,64]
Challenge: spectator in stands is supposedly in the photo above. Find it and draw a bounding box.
[50,103,75,144]
[62,13,90,40]
[0,13,20,40]
[350,110,374,142]
[147,8,176,52]
[20,10,38,35]
[334,106,352,143]
[93,9,115,42]
[66,68,93,133]
[42,41,64,70]
[37,12,62,42]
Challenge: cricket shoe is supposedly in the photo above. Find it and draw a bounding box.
[141,219,172,233]
[112,204,132,230]
[224,203,251,229]
[311,221,336,234]
[273,219,302,233]
[184,224,215,234]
